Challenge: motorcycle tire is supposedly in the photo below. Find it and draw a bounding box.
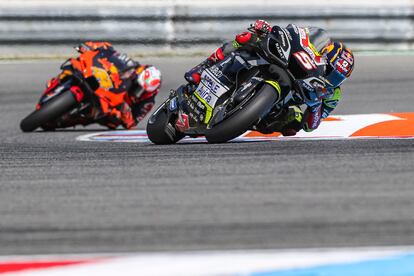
[146,105,185,145]
[205,83,279,143]
[20,91,78,132]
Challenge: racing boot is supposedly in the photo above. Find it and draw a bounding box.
[280,106,303,136]
[184,47,225,85]
[255,106,303,136]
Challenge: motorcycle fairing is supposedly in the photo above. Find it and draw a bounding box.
[186,52,256,128]
[261,26,291,68]
[194,69,230,122]
[68,48,132,113]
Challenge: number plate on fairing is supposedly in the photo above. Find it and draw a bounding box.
[188,69,230,124]
[195,70,229,108]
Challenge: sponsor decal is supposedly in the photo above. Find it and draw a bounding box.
[188,111,198,122]
[219,57,232,67]
[241,81,253,92]
[252,76,263,82]
[195,70,228,108]
[283,28,293,41]
[300,80,314,92]
[193,107,200,115]
[342,50,354,64]
[336,59,351,74]
[292,24,299,34]
[196,85,213,104]
[278,30,287,47]
[275,42,285,59]
[297,27,321,61]
[299,27,307,40]
[201,73,221,94]
[279,28,292,58]
[208,66,223,78]
[92,67,113,89]
[188,93,209,124]
[169,98,177,111]
[300,77,326,102]
[293,51,317,70]
[197,99,205,109]
[310,78,325,90]
[310,108,321,129]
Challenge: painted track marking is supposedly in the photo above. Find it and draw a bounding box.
[1,247,414,276]
[77,113,414,143]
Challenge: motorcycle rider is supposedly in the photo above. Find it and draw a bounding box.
[49,41,161,129]
[183,20,355,136]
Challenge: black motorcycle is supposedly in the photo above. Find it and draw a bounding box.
[147,27,323,144]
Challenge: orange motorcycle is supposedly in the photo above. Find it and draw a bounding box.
[20,43,136,132]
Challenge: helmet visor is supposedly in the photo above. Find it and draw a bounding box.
[325,68,346,88]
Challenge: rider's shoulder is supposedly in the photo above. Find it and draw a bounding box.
[83,41,114,52]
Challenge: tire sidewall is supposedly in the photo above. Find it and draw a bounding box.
[146,104,184,144]
[20,91,78,132]
[205,83,279,143]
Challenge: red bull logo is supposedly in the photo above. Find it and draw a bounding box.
[341,50,354,64]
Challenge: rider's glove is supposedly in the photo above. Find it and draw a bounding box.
[250,19,272,36]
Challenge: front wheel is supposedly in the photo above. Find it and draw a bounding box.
[146,104,185,145]
[205,83,279,143]
[20,91,78,132]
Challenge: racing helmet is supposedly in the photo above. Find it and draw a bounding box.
[137,66,162,93]
[322,42,354,88]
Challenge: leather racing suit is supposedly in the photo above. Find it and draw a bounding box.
[184,21,343,136]
[52,42,159,129]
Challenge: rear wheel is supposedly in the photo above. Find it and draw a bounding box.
[205,83,279,143]
[20,91,78,132]
[146,105,185,144]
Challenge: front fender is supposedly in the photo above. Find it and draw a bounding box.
[208,77,281,128]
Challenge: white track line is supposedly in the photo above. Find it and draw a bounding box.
[3,246,414,276]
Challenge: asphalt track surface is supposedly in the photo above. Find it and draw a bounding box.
[0,55,414,255]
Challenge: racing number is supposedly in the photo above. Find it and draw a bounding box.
[293,51,317,70]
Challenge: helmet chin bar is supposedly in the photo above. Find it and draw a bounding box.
[325,69,346,88]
